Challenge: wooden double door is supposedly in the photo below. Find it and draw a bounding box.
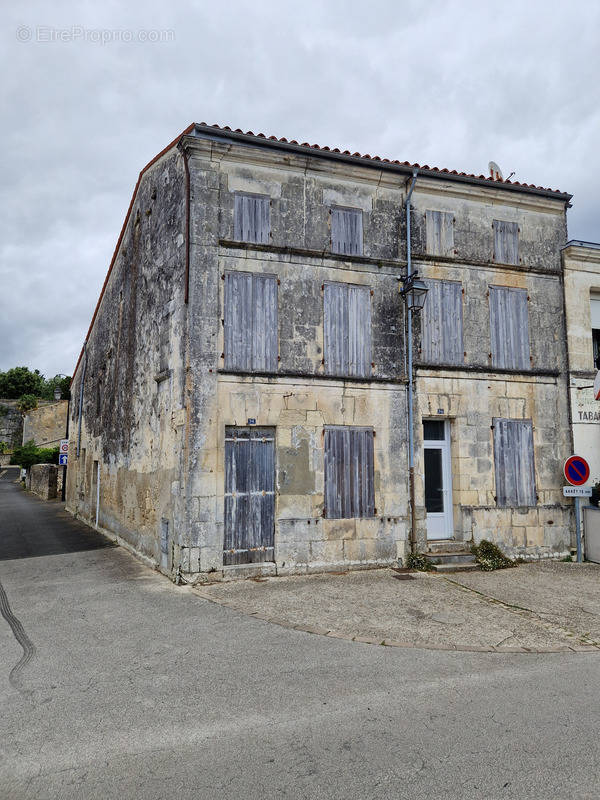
[224,427,275,565]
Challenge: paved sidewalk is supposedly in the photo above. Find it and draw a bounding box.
[194,561,600,653]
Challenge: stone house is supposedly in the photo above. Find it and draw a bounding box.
[66,123,574,579]
[562,240,600,483]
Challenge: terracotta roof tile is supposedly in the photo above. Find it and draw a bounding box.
[195,122,568,197]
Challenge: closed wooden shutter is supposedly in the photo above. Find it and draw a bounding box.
[331,207,363,255]
[324,426,375,519]
[252,274,278,371]
[421,279,463,364]
[426,210,454,257]
[489,286,529,370]
[324,282,371,377]
[225,272,278,371]
[493,418,536,507]
[493,220,519,265]
[234,193,270,244]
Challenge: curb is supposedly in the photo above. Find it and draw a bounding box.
[191,587,600,655]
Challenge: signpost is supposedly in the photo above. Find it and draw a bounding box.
[59,439,68,466]
[564,455,591,563]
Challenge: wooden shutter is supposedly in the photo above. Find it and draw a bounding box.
[493,220,519,265]
[324,283,371,377]
[489,286,529,370]
[234,194,270,244]
[426,210,454,257]
[324,283,349,375]
[348,285,372,377]
[331,208,363,255]
[493,418,536,507]
[251,274,278,372]
[324,427,375,519]
[224,272,253,370]
[421,279,463,364]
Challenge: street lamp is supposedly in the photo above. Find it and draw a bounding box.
[54,387,62,402]
[400,271,429,312]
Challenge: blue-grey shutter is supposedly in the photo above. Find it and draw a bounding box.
[489,286,529,370]
[493,220,519,265]
[234,194,270,244]
[252,274,278,372]
[224,272,253,370]
[348,285,371,377]
[421,279,463,364]
[493,418,536,507]
[426,211,454,257]
[331,208,363,255]
[324,427,374,519]
[325,283,371,377]
[324,283,349,375]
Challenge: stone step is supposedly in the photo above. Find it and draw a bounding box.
[426,540,469,554]
[431,562,480,574]
[425,552,476,565]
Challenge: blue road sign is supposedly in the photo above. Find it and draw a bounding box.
[59,454,68,466]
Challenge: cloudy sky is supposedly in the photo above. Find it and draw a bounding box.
[2,0,599,378]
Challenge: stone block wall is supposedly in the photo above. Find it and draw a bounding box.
[29,463,58,500]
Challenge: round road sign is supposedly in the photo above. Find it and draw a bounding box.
[564,455,590,486]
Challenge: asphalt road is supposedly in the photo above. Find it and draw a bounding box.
[1,474,600,799]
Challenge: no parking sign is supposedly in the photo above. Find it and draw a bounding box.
[564,455,590,486]
[59,439,68,466]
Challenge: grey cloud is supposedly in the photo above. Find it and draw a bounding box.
[2,0,599,376]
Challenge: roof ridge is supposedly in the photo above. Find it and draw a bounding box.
[193,121,569,197]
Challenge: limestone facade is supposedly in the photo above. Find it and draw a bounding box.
[66,124,575,579]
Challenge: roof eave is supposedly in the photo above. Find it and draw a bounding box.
[192,123,573,204]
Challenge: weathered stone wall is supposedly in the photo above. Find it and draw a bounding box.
[67,127,573,580]
[29,463,58,500]
[0,399,23,450]
[66,147,188,570]
[22,401,68,447]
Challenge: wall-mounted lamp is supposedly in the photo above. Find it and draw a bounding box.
[400,271,429,313]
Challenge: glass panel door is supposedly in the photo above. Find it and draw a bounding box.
[423,421,453,540]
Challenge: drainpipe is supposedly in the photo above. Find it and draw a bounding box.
[405,169,419,553]
[76,343,87,457]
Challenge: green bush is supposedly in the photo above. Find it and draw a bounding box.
[470,540,515,571]
[17,394,38,412]
[10,440,59,469]
[405,552,436,572]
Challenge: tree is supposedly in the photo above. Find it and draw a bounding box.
[41,374,71,401]
[0,367,45,399]
[10,440,59,469]
[17,394,38,412]
[0,368,71,400]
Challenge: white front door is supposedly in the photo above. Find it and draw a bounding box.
[423,420,453,540]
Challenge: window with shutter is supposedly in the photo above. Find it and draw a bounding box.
[489,286,530,370]
[324,282,371,377]
[420,279,463,365]
[324,426,375,518]
[234,193,270,244]
[493,220,519,265]
[224,272,278,371]
[426,210,454,257]
[493,418,536,507]
[331,207,363,255]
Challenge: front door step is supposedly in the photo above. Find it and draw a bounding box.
[426,540,468,554]
[424,548,479,573]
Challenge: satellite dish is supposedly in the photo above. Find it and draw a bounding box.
[488,161,503,180]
